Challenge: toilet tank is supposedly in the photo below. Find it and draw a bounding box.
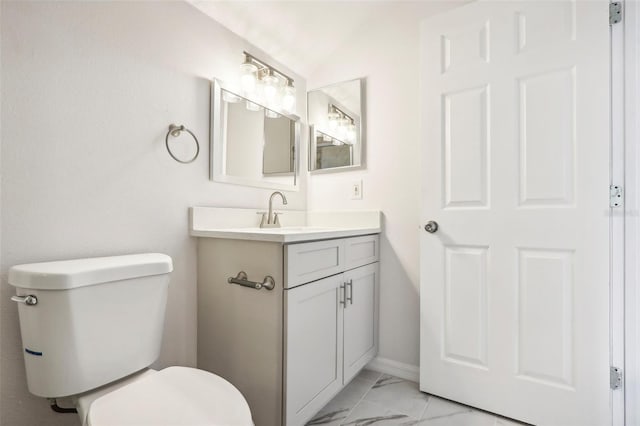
[8,253,173,398]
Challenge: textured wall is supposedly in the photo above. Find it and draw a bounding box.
[0,2,306,425]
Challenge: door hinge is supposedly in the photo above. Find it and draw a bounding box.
[610,366,623,390]
[610,185,623,207]
[610,2,622,25]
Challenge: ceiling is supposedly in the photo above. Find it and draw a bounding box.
[188,0,468,78]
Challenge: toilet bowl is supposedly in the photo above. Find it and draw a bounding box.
[9,253,253,425]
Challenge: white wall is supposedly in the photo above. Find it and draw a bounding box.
[307,3,461,369]
[0,2,306,425]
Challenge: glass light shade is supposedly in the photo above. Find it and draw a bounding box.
[262,74,279,103]
[240,62,258,94]
[281,85,296,113]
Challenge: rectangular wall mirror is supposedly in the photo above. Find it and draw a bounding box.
[211,78,299,191]
[307,78,365,173]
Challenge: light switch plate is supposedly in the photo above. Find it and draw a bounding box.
[351,180,363,200]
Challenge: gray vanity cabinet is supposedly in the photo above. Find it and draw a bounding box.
[197,234,379,426]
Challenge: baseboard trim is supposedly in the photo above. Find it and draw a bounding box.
[366,357,420,382]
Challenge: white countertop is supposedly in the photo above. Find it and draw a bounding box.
[190,207,381,243]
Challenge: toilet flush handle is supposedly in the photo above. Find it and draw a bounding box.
[11,295,38,306]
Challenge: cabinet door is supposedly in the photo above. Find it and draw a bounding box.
[285,274,344,426]
[343,262,379,384]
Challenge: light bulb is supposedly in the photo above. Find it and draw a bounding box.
[282,84,296,113]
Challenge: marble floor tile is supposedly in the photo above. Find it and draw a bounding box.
[495,417,528,426]
[307,407,351,426]
[420,396,472,420]
[307,375,374,425]
[341,400,418,426]
[309,371,528,426]
[356,369,384,384]
[420,410,498,426]
[363,375,429,419]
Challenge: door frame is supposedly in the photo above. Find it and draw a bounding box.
[611,0,624,424]
[622,1,640,424]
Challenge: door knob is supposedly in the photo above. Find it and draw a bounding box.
[424,221,439,233]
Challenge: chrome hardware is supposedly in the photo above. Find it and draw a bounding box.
[424,221,439,233]
[165,124,199,164]
[610,185,623,207]
[610,2,622,25]
[611,366,623,390]
[11,295,38,306]
[227,271,275,291]
[261,191,288,228]
[340,284,346,306]
[346,279,353,305]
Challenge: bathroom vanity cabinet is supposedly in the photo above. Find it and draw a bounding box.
[197,234,379,426]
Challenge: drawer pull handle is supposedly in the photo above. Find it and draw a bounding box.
[346,280,353,305]
[228,271,275,291]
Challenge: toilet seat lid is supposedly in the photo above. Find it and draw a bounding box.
[87,366,253,426]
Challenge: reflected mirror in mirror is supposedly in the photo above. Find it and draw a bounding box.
[211,79,299,191]
[307,78,365,173]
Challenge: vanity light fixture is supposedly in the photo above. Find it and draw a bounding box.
[239,51,296,114]
[327,104,356,143]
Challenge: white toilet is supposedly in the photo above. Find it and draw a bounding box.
[9,253,253,426]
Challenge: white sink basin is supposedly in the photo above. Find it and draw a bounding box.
[237,226,333,233]
[189,207,382,243]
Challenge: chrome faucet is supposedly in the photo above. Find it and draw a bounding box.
[260,191,288,228]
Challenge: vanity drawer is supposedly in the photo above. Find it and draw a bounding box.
[285,239,345,288]
[344,235,379,270]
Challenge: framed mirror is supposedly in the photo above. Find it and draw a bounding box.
[211,78,299,191]
[307,78,365,173]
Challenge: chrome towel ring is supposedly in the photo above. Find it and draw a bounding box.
[165,124,199,164]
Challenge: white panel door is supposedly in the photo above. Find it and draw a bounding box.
[419,1,610,425]
[343,263,379,383]
[285,275,344,426]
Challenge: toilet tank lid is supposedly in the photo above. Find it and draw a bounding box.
[8,253,173,290]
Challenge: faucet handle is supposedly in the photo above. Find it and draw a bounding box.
[257,211,267,228]
[274,212,282,225]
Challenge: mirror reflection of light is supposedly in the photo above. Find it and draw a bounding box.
[223,90,242,103]
[346,124,357,142]
[245,100,262,112]
[265,109,280,119]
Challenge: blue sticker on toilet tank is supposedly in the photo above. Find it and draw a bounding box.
[25,348,42,356]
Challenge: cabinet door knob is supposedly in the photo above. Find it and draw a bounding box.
[424,221,439,233]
